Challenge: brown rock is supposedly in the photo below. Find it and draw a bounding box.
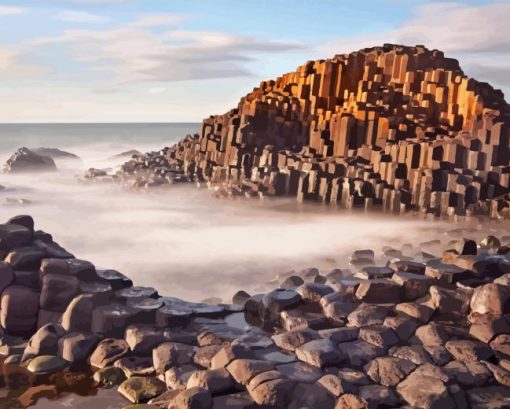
[187,368,235,394]
[355,279,401,303]
[152,342,195,373]
[470,283,510,316]
[271,328,320,351]
[118,376,166,404]
[445,339,493,362]
[295,339,344,368]
[396,370,455,409]
[226,359,274,384]
[90,338,130,368]
[335,394,369,409]
[365,356,416,386]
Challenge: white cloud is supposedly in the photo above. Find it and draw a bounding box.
[131,13,186,28]
[321,2,510,95]
[30,26,304,83]
[54,10,111,24]
[148,87,166,94]
[0,6,24,15]
[0,47,48,76]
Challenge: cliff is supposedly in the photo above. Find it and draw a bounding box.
[120,44,510,218]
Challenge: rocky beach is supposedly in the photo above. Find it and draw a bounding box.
[0,43,510,408]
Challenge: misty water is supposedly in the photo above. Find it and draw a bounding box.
[0,123,483,302]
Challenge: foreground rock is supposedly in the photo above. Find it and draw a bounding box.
[3,147,57,173]
[1,214,510,408]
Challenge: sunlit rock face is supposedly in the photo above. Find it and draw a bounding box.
[121,44,510,217]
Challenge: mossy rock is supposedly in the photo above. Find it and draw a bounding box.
[118,376,166,403]
[27,355,68,374]
[93,366,126,388]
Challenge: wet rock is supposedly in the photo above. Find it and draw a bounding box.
[287,382,335,409]
[260,289,302,322]
[116,286,158,303]
[469,314,510,343]
[319,327,359,343]
[90,338,130,368]
[466,386,510,409]
[93,366,126,388]
[0,262,14,292]
[429,285,471,318]
[4,147,57,173]
[383,315,417,340]
[246,371,294,408]
[355,279,401,303]
[1,285,40,335]
[347,303,388,327]
[27,354,68,374]
[281,276,304,288]
[295,339,344,368]
[335,394,369,409]
[4,246,45,270]
[22,323,65,361]
[8,215,34,232]
[365,356,416,386]
[395,301,434,323]
[125,325,164,355]
[425,259,467,283]
[115,356,155,377]
[276,361,322,383]
[359,325,399,348]
[0,223,32,252]
[173,386,213,409]
[337,340,385,366]
[226,359,274,384]
[118,376,166,404]
[165,364,198,390]
[58,332,100,363]
[96,269,133,291]
[296,283,334,302]
[232,290,251,305]
[187,368,235,394]
[62,293,106,332]
[210,344,254,369]
[40,273,80,312]
[194,345,223,368]
[91,304,138,338]
[443,360,491,386]
[280,308,328,331]
[358,384,400,407]
[396,370,455,409]
[445,339,493,362]
[490,334,510,359]
[470,283,510,316]
[272,328,320,351]
[155,305,192,328]
[392,271,434,300]
[152,342,195,373]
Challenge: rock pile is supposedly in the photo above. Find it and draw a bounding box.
[1,214,510,408]
[118,44,510,218]
[3,148,57,173]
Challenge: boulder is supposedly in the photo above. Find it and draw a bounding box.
[469,314,510,343]
[210,344,254,369]
[392,271,434,300]
[276,361,322,383]
[335,394,369,409]
[271,328,320,351]
[295,339,344,368]
[490,334,510,359]
[246,371,294,408]
[259,289,302,322]
[4,147,57,173]
[4,246,45,270]
[396,370,455,409]
[0,262,14,293]
[296,283,334,302]
[466,386,510,409]
[365,356,416,386]
[443,360,491,386]
[62,293,106,332]
[358,384,400,407]
[173,386,213,409]
[194,345,223,369]
[165,364,198,390]
[347,303,388,327]
[383,315,417,340]
[92,366,126,388]
[226,359,274,384]
[40,273,80,312]
[114,356,155,377]
[389,345,431,365]
[91,304,138,338]
[429,285,471,318]
[287,382,335,409]
[152,342,195,373]
[470,283,510,316]
[337,340,385,366]
[445,339,493,362]
[358,325,399,349]
[1,285,40,335]
[125,325,164,355]
[27,355,68,375]
[319,327,359,343]
[355,279,401,303]
[186,368,235,394]
[118,376,166,404]
[0,223,32,252]
[90,338,130,368]
[22,323,65,361]
[58,332,101,363]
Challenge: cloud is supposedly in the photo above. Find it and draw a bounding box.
[148,87,166,94]
[0,47,48,77]
[54,10,111,24]
[130,13,186,28]
[0,6,24,15]
[31,26,304,83]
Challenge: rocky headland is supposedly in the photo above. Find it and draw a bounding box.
[107,44,510,219]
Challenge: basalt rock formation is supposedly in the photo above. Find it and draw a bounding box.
[4,147,57,173]
[120,44,510,218]
[2,215,510,408]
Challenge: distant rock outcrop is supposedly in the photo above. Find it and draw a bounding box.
[4,147,57,173]
[33,148,80,160]
[119,44,510,218]
[110,150,144,160]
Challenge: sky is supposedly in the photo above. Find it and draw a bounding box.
[0,0,509,123]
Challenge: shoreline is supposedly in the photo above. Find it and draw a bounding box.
[0,215,510,408]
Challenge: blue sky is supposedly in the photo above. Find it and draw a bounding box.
[0,0,508,122]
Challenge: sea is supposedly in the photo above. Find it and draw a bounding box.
[0,123,467,302]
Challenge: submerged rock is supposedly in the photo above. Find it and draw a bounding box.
[4,147,57,173]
